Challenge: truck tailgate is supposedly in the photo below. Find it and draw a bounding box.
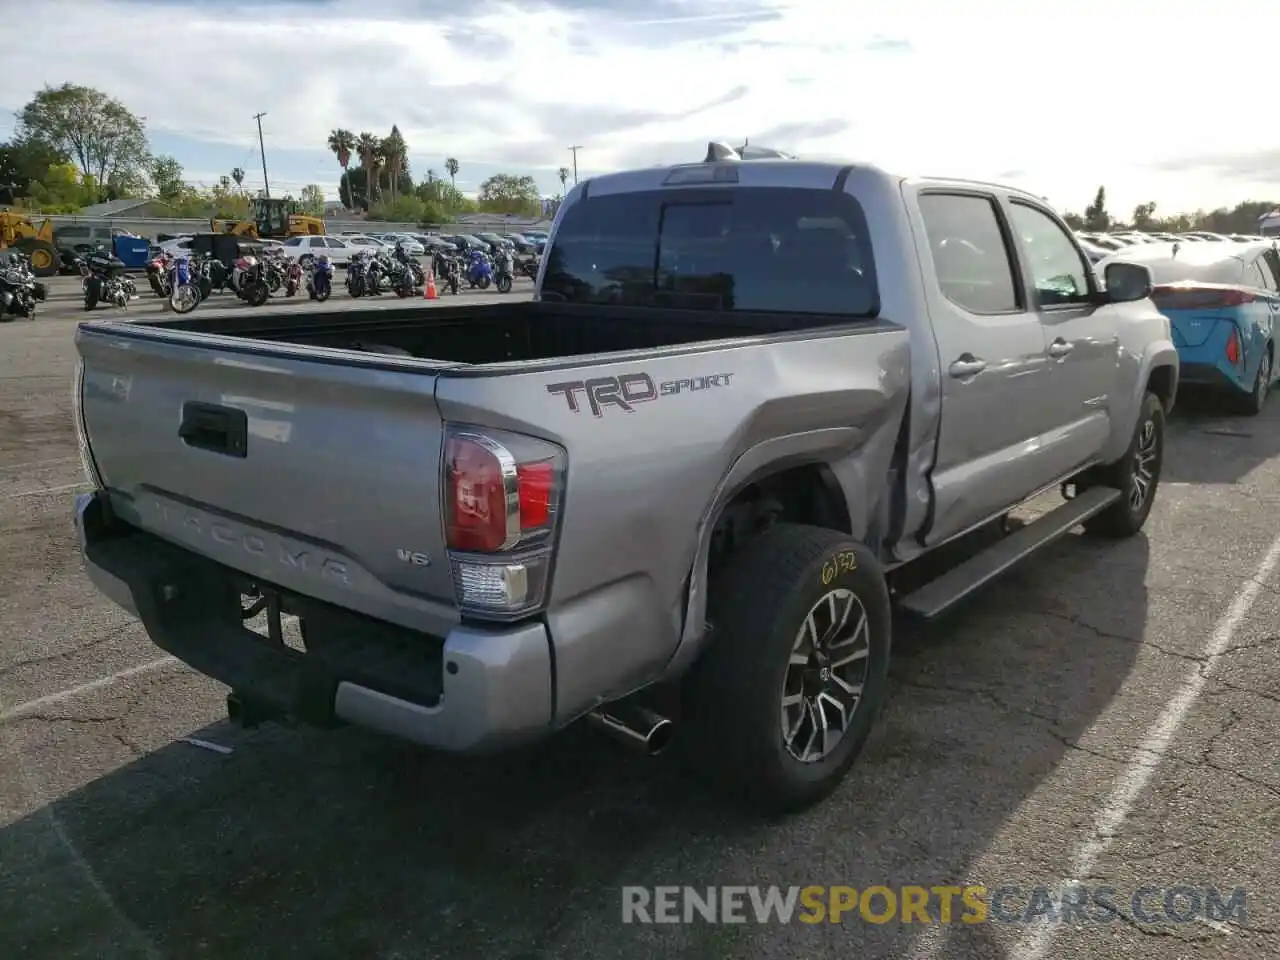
[76,326,459,637]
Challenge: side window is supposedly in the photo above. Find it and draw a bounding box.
[1007,202,1091,306]
[1258,250,1280,290]
[325,238,346,248]
[306,237,326,248]
[283,237,302,247]
[917,193,1020,314]
[1249,259,1271,290]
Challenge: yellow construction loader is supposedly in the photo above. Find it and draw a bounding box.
[211,197,325,239]
[0,211,60,277]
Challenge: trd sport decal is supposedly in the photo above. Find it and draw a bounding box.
[546,372,734,417]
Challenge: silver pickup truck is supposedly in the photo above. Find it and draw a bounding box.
[73,143,1177,814]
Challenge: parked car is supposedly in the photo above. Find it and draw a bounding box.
[414,235,457,254]
[504,233,544,255]
[1099,240,1279,414]
[281,235,361,267]
[475,232,515,251]
[442,234,491,254]
[71,142,1176,814]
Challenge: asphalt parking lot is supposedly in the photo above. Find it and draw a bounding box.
[1,282,1278,960]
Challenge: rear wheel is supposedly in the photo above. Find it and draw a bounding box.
[496,274,512,294]
[1237,342,1272,416]
[678,524,892,815]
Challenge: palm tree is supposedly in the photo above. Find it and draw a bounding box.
[445,157,459,189]
[231,167,245,193]
[327,129,355,207]
[356,132,380,208]
[558,167,570,193]
[426,169,436,184]
[381,126,407,205]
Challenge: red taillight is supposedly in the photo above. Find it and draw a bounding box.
[1226,327,1241,365]
[1152,284,1257,310]
[517,462,554,529]
[444,434,558,553]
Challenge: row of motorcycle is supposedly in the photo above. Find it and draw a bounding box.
[133,247,334,314]
[0,252,49,321]
[70,241,537,317]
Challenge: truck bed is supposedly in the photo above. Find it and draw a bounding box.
[139,299,833,367]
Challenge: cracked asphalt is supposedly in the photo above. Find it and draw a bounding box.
[1,287,1277,959]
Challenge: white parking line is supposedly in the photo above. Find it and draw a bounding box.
[1008,531,1280,960]
[0,656,179,721]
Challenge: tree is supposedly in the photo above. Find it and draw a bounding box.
[17,84,149,197]
[381,126,408,205]
[27,161,97,212]
[299,184,326,216]
[148,154,187,203]
[356,132,380,208]
[1083,186,1110,231]
[0,136,69,199]
[477,173,541,216]
[558,166,570,193]
[1131,202,1157,230]
[327,129,355,207]
[231,167,245,192]
[445,157,459,188]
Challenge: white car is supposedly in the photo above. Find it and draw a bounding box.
[378,234,425,256]
[156,237,196,256]
[280,235,362,267]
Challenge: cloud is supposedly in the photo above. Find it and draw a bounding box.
[3,0,1280,213]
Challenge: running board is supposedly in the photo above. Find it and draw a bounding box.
[897,486,1122,621]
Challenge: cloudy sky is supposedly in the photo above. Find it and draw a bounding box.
[3,0,1280,218]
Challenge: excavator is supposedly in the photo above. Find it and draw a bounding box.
[211,197,325,239]
[0,210,60,277]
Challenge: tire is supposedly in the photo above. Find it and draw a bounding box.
[316,286,330,303]
[479,275,491,290]
[14,238,58,278]
[83,277,101,311]
[1081,391,1164,538]
[245,281,269,307]
[678,524,892,815]
[1236,342,1272,416]
[170,286,200,314]
[496,274,512,294]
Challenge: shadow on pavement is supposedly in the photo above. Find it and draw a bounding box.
[0,534,1151,960]
[1162,388,1280,485]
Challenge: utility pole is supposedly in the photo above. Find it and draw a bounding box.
[568,145,582,184]
[254,112,270,198]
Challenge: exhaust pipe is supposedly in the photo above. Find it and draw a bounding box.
[587,703,674,755]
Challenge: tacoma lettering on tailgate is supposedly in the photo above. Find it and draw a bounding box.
[547,372,733,417]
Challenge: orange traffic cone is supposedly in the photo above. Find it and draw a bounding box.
[424,270,438,300]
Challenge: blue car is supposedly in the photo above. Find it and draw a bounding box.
[1098,240,1280,414]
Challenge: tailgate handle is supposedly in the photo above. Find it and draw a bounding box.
[179,402,248,458]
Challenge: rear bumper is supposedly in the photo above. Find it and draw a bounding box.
[1177,360,1248,393]
[75,491,554,754]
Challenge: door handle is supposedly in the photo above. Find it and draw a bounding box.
[1048,338,1073,358]
[179,401,248,458]
[948,355,987,378]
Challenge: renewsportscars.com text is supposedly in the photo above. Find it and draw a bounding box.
[621,884,1249,925]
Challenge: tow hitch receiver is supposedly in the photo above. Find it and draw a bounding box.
[226,691,286,729]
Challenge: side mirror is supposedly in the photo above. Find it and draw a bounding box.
[1102,261,1154,303]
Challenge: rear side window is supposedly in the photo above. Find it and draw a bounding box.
[917,193,1020,314]
[542,187,877,316]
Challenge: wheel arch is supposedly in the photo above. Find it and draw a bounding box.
[659,428,860,681]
